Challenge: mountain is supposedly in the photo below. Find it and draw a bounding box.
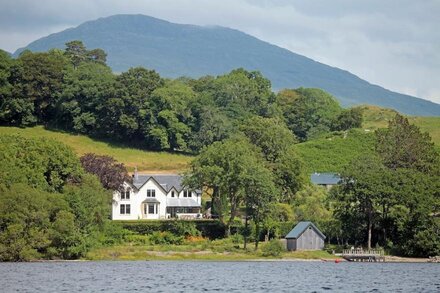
[13,14,440,116]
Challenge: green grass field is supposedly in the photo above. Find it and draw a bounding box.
[360,105,440,145]
[1,106,438,174]
[0,126,192,173]
[85,242,338,261]
[293,129,376,174]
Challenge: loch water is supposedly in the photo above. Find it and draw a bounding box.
[1,260,439,292]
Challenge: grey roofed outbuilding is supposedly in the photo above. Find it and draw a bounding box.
[132,174,201,194]
[310,173,341,185]
[285,221,326,240]
[166,198,201,207]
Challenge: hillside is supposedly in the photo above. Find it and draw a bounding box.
[0,126,192,173]
[293,129,376,174]
[2,106,438,175]
[13,14,440,116]
[360,105,440,145]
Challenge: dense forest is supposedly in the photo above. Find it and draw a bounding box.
[0,41,438,259]
[0,41,362,152]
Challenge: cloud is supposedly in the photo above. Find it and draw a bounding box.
[1,0,439,104]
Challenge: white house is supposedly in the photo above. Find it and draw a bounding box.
[112,173,202,220]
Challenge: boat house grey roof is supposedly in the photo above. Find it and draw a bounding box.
[286,221,326,240]
[310,173,341,185]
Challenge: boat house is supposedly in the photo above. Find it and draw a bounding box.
[285,221,326,251]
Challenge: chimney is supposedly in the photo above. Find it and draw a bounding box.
[134,166,139,181]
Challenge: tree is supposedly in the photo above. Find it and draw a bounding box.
[331,107,363,131]
[87,48,107,65]
[58,62,115,134]
[0,184,64,261]
[101,67,164,140]
[3,50,68,124]
[376,114,439,173]
[242,157,277,249]
[334,155,392,249]
[240,116,305,202]
[278,88,342,141]
[80,153,130,190]
[185,136,272,236]
[145,80,195,151]
[188,105,232,152]
[212,68,276,119]
[292,185,332,230]
[64,40,87,68]
[262,203,294,242]
[0,136,111,260]
[0,135,83,192]
[0,50,14,122]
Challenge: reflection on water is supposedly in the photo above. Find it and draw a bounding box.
[0,261,439,292]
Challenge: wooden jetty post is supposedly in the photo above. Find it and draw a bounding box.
[342,249,385,262]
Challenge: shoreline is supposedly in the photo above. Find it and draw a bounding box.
[25,256,434,263]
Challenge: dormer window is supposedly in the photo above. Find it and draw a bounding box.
[171,191,175,198]
[183,190,192,198]
[147,189,156,197]
[121,189,130,200]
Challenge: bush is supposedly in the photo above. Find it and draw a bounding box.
[118,220,224,239]
[101,222,131,246]
[149,232,184,245]
[124,234,150,246]
[262,239,284,257]
[164,221,200,237]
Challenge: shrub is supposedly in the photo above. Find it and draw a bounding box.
[101,222,131,246]
[262,239,284,257]
[118,220,224,239]
[149,232,184,245]
[164,221,200,237]
[125,234,150,246]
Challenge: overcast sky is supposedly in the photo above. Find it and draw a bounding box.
[1,0,439,104]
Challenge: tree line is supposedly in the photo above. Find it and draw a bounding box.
[0,41,362,154]
[1,41,438,257]
[0,135,122,261]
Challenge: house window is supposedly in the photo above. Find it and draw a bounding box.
[183,190,192,198]
[147,189,156,197]
[171,191,175,198]
[121,190,130,200]
[120,204,131,214]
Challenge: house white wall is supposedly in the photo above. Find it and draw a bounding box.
[112,180,167,220]
[112,178,201,220]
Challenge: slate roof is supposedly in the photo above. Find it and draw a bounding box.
[166,198,201,207]
[285,221,326,240]
[142,198,161,203]
[132,174,195,193]
[310,173,341,185]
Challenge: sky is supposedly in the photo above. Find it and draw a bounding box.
[1,0,439,104]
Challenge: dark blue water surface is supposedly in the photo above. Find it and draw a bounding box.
[0,261,439,292]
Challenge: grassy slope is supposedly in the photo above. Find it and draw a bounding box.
[293,129,375,174]
[360,105,440,145]
[0,126,192,173]
[0,106,438,174]
[295,106,440,174]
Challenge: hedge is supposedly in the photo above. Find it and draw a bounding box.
[116,220,225,239]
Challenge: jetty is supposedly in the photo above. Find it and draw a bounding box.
[342,249,385,262]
